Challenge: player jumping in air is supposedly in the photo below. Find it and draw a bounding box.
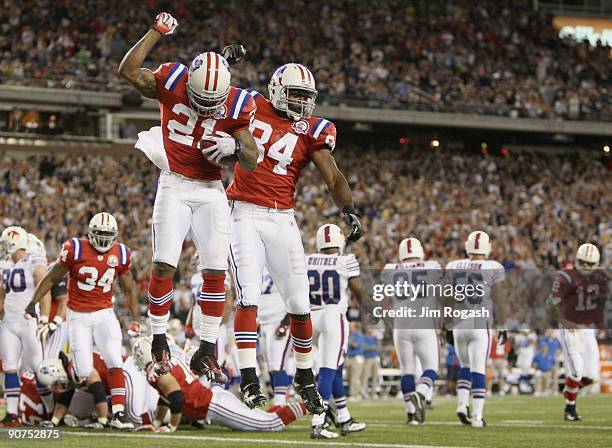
[118,12,258,381]
[548,243,609,421]
[216,63,363,413]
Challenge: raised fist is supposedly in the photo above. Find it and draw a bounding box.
[153,12,178,36]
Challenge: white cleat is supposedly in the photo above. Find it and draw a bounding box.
[311,423,339,439]
[471,417,486,428]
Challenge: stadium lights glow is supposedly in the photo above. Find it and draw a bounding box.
[431,139,440,148]
[604,145,610,153]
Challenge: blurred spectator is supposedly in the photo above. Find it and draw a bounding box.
[346,321,366,400]
[361,326,382,399]
[514,330,538,392]
[533,342,556,396]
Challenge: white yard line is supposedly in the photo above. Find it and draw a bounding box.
[64,431,471,448]
[364,420,612,431]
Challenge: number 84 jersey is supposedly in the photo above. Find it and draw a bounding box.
[306,253,359,313]
[58,238,131,312]
[227,91,337,209]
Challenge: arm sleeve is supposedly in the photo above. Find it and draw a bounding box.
[50,277,68,298]
[309,121,337,155]
[227,95,256,134]
[57,240,75,269]
[345,254,360,278]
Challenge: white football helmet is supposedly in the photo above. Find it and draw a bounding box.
[398,237,424,262]
[576,243,600,266]
[316,224,345,253]
[1,226,28,255]
[465,230,491,257]
[268,63,317,121]
[187,52,231,117]
[37,358,69,390]
[88,212,118,253]
[132,336,153,371]
[27,233,46,258]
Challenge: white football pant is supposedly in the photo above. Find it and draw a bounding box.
[560,328,600,380]
[452,328,492,375]
[393,328,439,374]
[312,309,349,370]
[0,316,42,371]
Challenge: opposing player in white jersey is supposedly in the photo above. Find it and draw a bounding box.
[27,234,69,360]
[306,224,366,438]
[446,231,505,428]
[257,268,293,406]
[119,12,258,380]
[0,227,54,426]
[384,237,442,425]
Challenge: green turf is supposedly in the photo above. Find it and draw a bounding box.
[2,395,611,448]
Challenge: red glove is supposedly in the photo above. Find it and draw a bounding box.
[184,324,195,339]
[152,12,178,36]
[127,321,141,337]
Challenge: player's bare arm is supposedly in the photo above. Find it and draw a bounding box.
[28,261,69,313]
[233,129,258,170]
[154,373,183,430]
[311,148,363,242]
[118,271,140,322]
[118,13,178,98]
[348,276,364,304]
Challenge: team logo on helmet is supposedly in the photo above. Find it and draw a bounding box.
[8,230,19,238]
[292,120,310,135]
[192,55,204,70]
[213,104,228,120]
[107,255,118,267]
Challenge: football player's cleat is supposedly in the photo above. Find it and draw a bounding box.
[406,412,416,425]
[564,404,582,421]
[240,382,267,409]
[151,334,172,375]
[294,369,325,415]
[338,418,367,435]
[311,423,339,439]
[426,400,434,409]
[39,420,55,428]
[471,417,486,428]
[457,405,472,425]
[110,411,134,430]
[411,391,426,423]
[0,413,21,427]
[83,421,106,430]
[190,346,227,384]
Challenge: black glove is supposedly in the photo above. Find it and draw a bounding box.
[497,330,508,345]
[343,205,363,243]
[222,43,246,66]
[445,329,455,345]
[25,301,37,319]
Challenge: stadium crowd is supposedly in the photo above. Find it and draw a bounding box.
[0,0,610,120]
[1,146,609,297]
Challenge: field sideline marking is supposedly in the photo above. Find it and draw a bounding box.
[64,430,472,448]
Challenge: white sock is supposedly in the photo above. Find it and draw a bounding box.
[148,311,169,335]
[311,402,328,426]
[416,383,430,397]
[200,315,222,344]
[458,388,470,409]
[294,350,313,369]
[472,397,484,419]
[337,406,351,423]
[237,348,257,369]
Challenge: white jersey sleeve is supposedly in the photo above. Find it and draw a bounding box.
[1,256,42,320]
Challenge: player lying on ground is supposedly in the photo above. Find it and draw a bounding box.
[119,12,258,382]
[548,243,609,421]
[132,337,307,432]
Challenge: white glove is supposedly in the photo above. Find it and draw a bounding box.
[153,12,178,36]
[36,315,49,342]
[201,136,240,165]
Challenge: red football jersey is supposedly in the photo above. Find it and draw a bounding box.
[19,371,44,426]
[147,359,212,421]
[58,238,131,313]
[227,91,337,209]
[153,62,256,181]
[550,269,609,325]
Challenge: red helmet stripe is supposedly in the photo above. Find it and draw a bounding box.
[324,225,331,243]
[297,64,306,82]
[407,239,412,253]
[204,52,212,91]
[474,232,481,249]
[212,53,219,91]
[306,68,313,83]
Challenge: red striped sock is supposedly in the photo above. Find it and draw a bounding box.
[290,315,313,369]
[108,367,126,413]
[147,273,174,316]
[234,308,258,369]
[273,402,307,425]
[198,274,226,344]
[564,376,580,402]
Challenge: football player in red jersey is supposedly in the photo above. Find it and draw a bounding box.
[27,212,139,429]
[131,338,306,432]
[214,63,362,413]
[118,12,258,381]
[548,243,609,421]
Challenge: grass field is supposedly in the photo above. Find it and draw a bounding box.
[2,394,611,448]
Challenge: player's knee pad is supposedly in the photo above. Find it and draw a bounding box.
[88,381,107,404]
[168,390,184,414]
